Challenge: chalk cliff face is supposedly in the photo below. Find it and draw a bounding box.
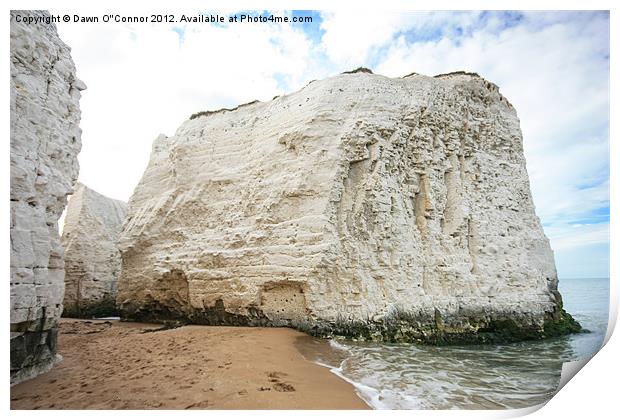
[61,183,127,318]
[10,10,85,383]
[117,70,579,343]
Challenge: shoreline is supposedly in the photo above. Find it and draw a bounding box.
[10,319,370,410]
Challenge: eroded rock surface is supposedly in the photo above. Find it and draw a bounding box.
[61,183,127,318]
[117,70,579,343]
[10,10,85,384]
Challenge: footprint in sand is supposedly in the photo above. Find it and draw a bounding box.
[185,400,209,409]
[266,372,295,392]
[273,382,295,392]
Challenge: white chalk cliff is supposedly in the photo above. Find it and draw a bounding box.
[10,10,85,383]
[61,183,127,317]
[117,69,580,343]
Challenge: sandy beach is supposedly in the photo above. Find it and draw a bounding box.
[10,319,369,410]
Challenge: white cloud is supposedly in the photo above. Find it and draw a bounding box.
[527,134,609,224]
[319,11,409,68]
[56,16,316,201]
[546,223,609,251]
[318,11,487,69]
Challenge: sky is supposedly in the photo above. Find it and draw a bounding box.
[54,10,610,279]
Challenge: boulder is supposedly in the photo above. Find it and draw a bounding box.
[117,70,580,343]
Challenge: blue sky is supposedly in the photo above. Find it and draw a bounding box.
[56,10,609,279]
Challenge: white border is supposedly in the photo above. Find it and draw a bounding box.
[2,1,616,419]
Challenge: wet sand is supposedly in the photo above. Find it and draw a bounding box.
[11,319,369,410]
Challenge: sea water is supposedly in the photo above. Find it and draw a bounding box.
[312,278,610,409]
